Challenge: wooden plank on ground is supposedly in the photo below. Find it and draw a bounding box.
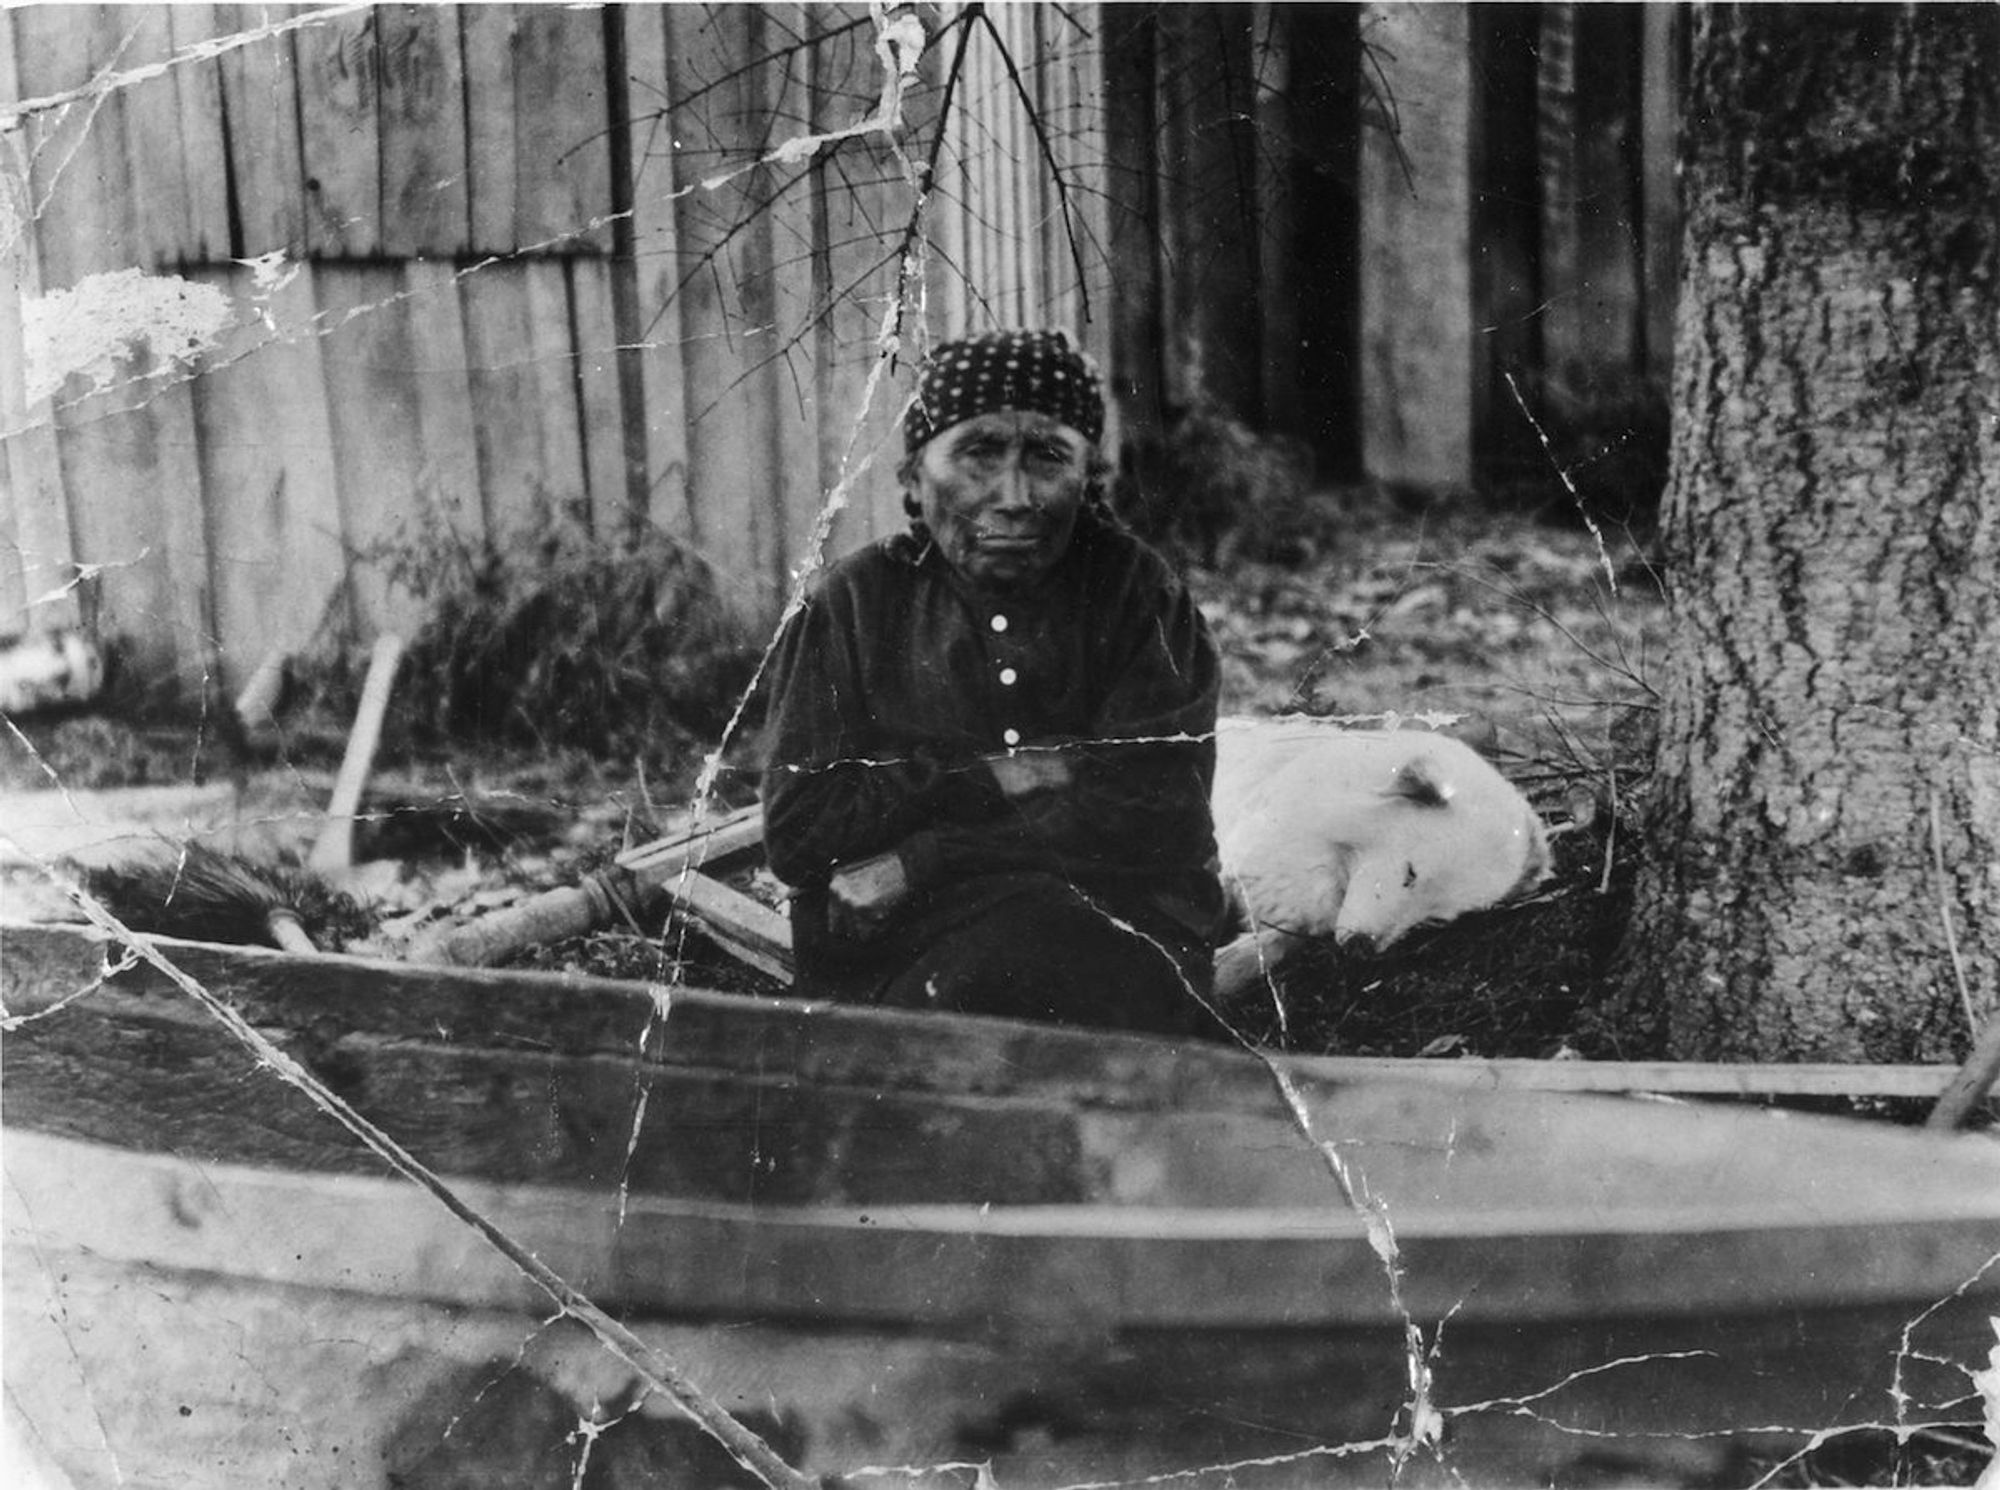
[399,259,484,546]
[377,2,469,258]
[296,5,381,257]
[314,263,426,636]
[216,3,308,257]
[1283,1054,1962,1101]
[459,260,545,540]
[511,3,613,253]
[670,871,794,984]
[620,3,693,540]
[165,6,234,263]
[568,258,629,534]
[191,264,350,689]
[1358,1,1474,491]
[459,4,518,255]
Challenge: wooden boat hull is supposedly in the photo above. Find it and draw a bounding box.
[5,922,1999,1487]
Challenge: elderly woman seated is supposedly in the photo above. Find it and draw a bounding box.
[760,329,1227,1038]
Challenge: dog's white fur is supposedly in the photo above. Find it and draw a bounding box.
[1212,718,1550,999]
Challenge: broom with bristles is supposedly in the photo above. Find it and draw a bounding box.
[79,840,369,954]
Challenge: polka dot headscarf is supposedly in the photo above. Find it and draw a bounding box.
[903,329,1105,453]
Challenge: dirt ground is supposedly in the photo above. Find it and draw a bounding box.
[9,494,1997,1487]
[2,489,1666,1058]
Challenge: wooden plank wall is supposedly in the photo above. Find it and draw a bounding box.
[3,2,1006,701]
[3,3,1684,702]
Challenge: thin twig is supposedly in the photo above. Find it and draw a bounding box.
[975,6,1093,324]
[890,5,978,348]
[1929,787,1977,1033]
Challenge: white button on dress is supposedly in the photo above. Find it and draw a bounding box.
[1002,728,1021,746]
[989,614,1009,633]
[999,667,1018,686]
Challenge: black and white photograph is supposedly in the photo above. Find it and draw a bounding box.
[3,4,1998,1486]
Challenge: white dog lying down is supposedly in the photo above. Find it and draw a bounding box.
[1211,717,1551,999]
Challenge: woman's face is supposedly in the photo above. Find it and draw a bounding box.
[907,409,1095,591]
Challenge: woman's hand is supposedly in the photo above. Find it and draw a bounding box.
[827,849,912,941]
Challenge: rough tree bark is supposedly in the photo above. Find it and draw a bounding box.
[1612,5,2000,1063]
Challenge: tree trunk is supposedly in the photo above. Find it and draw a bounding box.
[1611,6,2000,1063]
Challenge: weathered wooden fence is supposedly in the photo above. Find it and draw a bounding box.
[2,3,1109,700]
[2,3,1678,705]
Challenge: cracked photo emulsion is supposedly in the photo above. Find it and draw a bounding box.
[4,5,2000,1489]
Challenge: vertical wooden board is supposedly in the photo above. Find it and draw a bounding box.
[1099,5,1162,449]
[47,387,174,671]
[1151,4,1197,409]
[811,10,912,556]
[0,223,24,619]
[459,261,545,541]
[51,346,218,689]
[314,263,426,636]
[932,24,971,340]
[1183,11,1260,417]
[663,2,770,614]
[460,4,517,255]
[136,376,212,694]
[1,12,82,633]
[1066,14,1117,394]
[620,4,693,540]
[377,2,470,258]
[760,5,822,593]
[399,258,485,545]
[118,6,198,266]
[1572,6,1641,376]
[217,4,308,257]
[1040,6,1078,333]
[0,448,24,630]
[11,7,197,675]
[1357,1,1474,491]
[1,238,41,629]
[969,29,1000,331]
[166,6,236,263]
[511,5,613,253]
[12,4,139,287]
[1253,3,1300,434]
[1006,5,1035,325]
[1536,2,1583,387]
[522,257,586,516]
[1639,4,1679,382]
[296,5,381,257]
[191,264,350,685]
[568,259,628,534]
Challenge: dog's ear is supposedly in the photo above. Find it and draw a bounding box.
[1387,755,1455,809]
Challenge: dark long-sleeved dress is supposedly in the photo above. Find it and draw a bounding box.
[760,511,1227,1033]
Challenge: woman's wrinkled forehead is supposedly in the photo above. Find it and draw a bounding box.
[904,329,1104,453]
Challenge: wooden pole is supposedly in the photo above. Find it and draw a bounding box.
[1927,1009,2000,1130]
